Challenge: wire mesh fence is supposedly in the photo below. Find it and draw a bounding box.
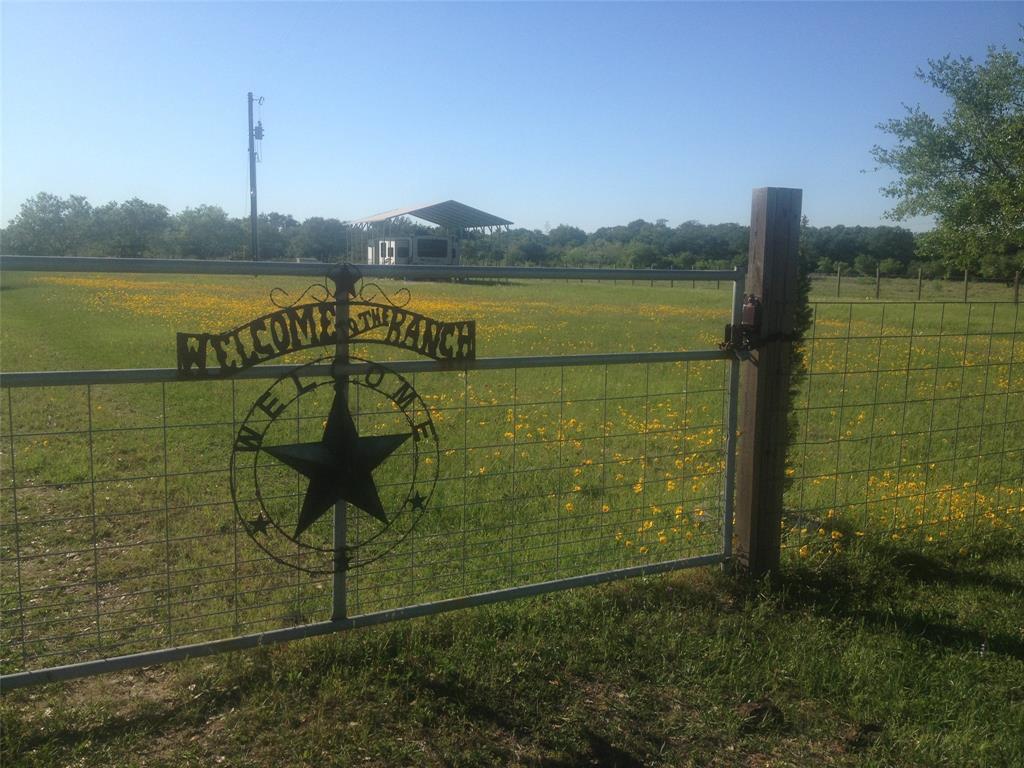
[784,300,1024,557]
[1,338,733,681]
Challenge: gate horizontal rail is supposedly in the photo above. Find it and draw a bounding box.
[0,350,732,389]
[0,255,744,283]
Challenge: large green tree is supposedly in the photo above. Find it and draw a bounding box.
[287,217,348,262]
[872,41,1024,277]
[547,224,587,249]
[1,192,93,256]
[257,212,300,261]
[172,205,245,259]
[93,198,170,258]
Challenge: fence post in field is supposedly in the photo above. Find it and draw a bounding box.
[1015,271,1020,304]
[917,267,923,301]
[964,269,969,302]
[875,266,881,299]
[836,264,842,297]
[734,187,802,577]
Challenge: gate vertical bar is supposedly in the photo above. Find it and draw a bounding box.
[6,389,28,663]
[733,187,802,576]
[331,268,354,620]
[722,267,744,561]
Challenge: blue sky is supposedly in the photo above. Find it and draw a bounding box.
[2,2,1020,232]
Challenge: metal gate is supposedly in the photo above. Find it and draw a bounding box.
[0,257,744,688]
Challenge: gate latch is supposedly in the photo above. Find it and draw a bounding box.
[720,294,762,352]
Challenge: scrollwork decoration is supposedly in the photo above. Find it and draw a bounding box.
[357,281,411,308]
[269,280,334,309]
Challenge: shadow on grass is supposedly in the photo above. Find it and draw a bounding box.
[772,532,1024,661]
[405,669,645,766]
[538,730,644,768]
[1,649,280,757]
[410,666,519,732]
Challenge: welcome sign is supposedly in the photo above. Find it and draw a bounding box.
[177,298,476,376]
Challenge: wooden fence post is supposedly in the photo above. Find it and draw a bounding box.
[917,267,923,301]
[836,264,842,297]
[734,187,802,577]
[875,266,881,299]
[964,269,969,302]
[1015,271,1020,304]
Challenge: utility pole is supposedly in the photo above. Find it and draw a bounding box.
[248,92,263,261]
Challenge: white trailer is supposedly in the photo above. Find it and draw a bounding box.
[367,235,457,266]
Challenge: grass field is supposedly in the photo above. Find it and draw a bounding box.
[1,269,1022,766]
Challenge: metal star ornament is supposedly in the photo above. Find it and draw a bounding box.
[263,384,410,538]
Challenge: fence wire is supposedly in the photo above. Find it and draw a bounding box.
[784,300,1024,557]
[0,358,731,676]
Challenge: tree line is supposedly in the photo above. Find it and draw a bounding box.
[1,190,1017,279]
[0,193,347,263]
[462,218,935,278]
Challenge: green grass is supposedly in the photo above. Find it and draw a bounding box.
[1,270,1022,765]
[2,535,1022,767]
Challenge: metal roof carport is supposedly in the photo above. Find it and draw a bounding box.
[350,200,513,232]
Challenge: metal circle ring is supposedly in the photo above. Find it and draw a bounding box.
[229,355,439,574]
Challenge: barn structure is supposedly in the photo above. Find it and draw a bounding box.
[350,200,512,266]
